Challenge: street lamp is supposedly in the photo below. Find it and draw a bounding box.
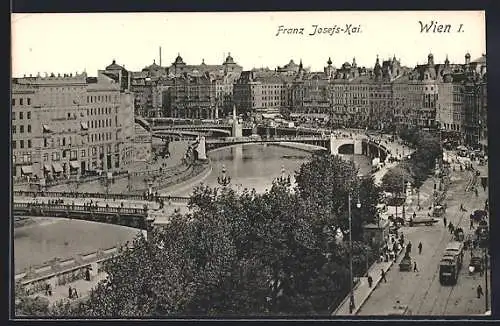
[217,164,231,187]
[348,190,361,314]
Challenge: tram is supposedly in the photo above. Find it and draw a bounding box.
[439,242,464,285]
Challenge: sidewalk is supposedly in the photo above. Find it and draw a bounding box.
[334,172,437,316]
[32,272,108,305]
[333,248,404,315]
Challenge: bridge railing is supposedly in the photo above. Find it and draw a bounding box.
[13,202,148,216]
[13,190,191,203]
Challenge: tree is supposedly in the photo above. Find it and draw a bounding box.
[15,282,51,317]
[380,166,413,195]
[294,152,379,241]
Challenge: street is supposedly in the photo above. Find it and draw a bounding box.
[358,159,489,316]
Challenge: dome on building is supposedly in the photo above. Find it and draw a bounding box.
[143,60,161,71]
[327,57,332,65]
[106,59,125,71]
[174,53,185,65]
[224,52,235,64]
[472,54,486,64]
[465,52,471,59]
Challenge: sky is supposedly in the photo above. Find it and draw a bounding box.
[11,11,485,77]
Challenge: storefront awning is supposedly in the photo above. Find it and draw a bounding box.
[70,161,80,169]
[44,164,51,172]
[80,122,88,130]
[21,166,33,174]
[52,163,63,173]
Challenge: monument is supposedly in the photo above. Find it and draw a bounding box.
[196,136,207,160]
[232,104,242,138]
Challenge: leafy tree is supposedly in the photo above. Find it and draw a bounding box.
[15,283,51,317]
[294,152,379,241]
[38,151,385,318]
[380,166,413,195]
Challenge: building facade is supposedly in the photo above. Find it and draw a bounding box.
[11,71,135,182]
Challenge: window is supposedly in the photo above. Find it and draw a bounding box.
[20,125,24,133]
[62,138,66,146]
[44,138,48,147]
[20,99,23,105]
[12,99,15,106]
[27,111,31,119]
[81,149,86,157]
[19,112,23,120]
[27,98,31,105]
[27,125,31,133]
[12,126,16,134]
[70,150,77,160]
[27,140,31,148]
[68,113,71,119]
[43,153,48,161]
[20,140,24,148]
[12,112,15,120]
[11,140,16,149]
[52,152,59,160]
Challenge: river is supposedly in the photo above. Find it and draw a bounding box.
[14,143,371,273]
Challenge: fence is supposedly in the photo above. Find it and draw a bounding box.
[13,191,190,203]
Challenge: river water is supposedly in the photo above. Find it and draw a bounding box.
[14,143,371,272]
[169,144,371,197]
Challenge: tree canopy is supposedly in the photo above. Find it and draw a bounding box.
[20,152,382,317]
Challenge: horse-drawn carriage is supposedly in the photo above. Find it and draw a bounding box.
[469,255,484,275]
[399,254,412,271]
[409,217,439,227]
[432,205,446,218]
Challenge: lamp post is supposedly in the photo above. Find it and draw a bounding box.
[217,164,231,187]
[348,191,362,314]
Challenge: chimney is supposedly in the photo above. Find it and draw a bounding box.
[159,46,162,66]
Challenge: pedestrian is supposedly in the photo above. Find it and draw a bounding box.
[477,285,483,298]
[45,283,50,296]
[47,284,52,296]
[407,241,412,254]
[475,188,478,197]
[85,267,91,281]
[68,286,73,299]
[368,275,373,288]
[470,219,474,230]
[73,288,79,299]
[381,269,387,283]
[443,217,447,227]
[413,261,419,272]
[413,211,417,219]
[418,242,423,255]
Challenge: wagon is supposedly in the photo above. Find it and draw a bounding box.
[399,256,412,271]
[409,218,438,227]
[469,256,483,274]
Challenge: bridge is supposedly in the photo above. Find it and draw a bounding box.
[12,191,192,229]
[13,202,154,230]
[204,134,401,162]
[153,128,231,141]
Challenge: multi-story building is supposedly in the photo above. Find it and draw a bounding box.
[234,68,294,116]
[11,71,135,182]
[164,73,217,119]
